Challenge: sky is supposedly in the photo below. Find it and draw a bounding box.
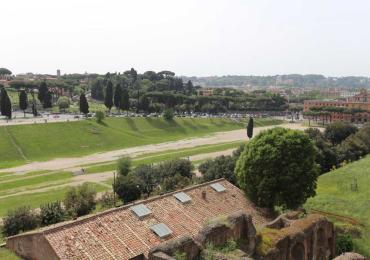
[1,0,370,77]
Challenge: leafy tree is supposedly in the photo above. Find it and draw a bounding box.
[91,79,104,101]
[324,122,357,145]
[117,157,132,176]
[336,234,354,255]
[114,83,122,110]
[95,110,105,123]
[161,173,191,192]
[120,88,130,112]
[104,80,114,111]
[19,90,28,117]
[247,117,253,139]
[40,201,65,226]
[199,155,237,185]
[38,81,48,103]
[99,191,117,209]
[157,159,194,180]
[235,127,319,210]
[0,88,12,119]
[43,91,53,109]
[132,164,157,196]
[57,96,70,111]
[0,68,12,75]
[113,175,141,204]
[79,93,89,115]
[163,108,174,121]
[2,206,39,236]
[64,183,97,218]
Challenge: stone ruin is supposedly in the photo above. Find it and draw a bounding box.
[146,211,337,260]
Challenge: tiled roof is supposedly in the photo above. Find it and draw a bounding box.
[15,179,267,260]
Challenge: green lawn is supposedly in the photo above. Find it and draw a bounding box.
[0,248,19,260]
[305,156,370,257]
[0,117,281,169]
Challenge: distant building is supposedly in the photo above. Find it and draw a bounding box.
[57,69,61,78]
[303,89,370,123]
[197,88,214,96]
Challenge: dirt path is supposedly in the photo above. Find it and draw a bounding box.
[0,123,311,174]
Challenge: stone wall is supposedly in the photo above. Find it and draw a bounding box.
[6,232,59,260]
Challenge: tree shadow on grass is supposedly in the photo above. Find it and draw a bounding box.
[125,118,139,132]
[145,117,186,134]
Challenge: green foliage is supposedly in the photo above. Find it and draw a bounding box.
[57,96,70,111]
[0,88,12,119]
[236,127,319,210]
[40,201,65,226]
[113,174,141,204]
[114,83,122,110]
[19,90,28,113]
[247,117,253,139]
[38,81,48,103]
[131,164,157,196]
[336,234,354,255]
[324,122,357,145]
[104,80,114,111]
[117,157,131,176]
[163,108,174,121]
[0,68,12,75]
[173,251,186,260]
[337,124,370,162]
[99,191,116,209]
[43,91,52,109]
[2,206,39,236]
[95,110,105,123]
[79,93,89,115]
[91,78,104,101]
[199,155,238,185]
[64,183,97,218]
[120,88,130,111]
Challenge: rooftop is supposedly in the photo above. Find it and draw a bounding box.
[7,179,267,260]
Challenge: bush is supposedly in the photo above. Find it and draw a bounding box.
[336,234,354,255]
[199,155,237,185]
[40,201,65,226]
[99,191,117,209]
[235,127,319,210]
[64,183,97,218]
[2,206,39,236]
[113,175,141,204]
[163,108,174,121]
[95,110,105,123]
[117,157,131,176]
[324,122,357,145]
[57,96,70,111]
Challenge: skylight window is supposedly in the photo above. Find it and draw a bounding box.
[173,192,192,203]
[210,183,226,192]
[150,223,172,238]
[130,204,151,218]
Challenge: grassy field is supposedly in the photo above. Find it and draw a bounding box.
[0,117,281,169]
[305,156,370,257]
[0,248,19,260]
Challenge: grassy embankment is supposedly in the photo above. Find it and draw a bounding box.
[305,156,370,257]
[0,117,281,169]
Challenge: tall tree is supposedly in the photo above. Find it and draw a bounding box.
[104,80,113,112]
[0,88,12,119]
[247,117,253,139]
[114,84,122,110]
[19,90,28,117]
[79,93,89,116]
[43,91,53,109]
[120,88,129,113]
[38,81,48,103]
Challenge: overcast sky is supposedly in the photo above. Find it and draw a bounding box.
[1,0,370,77]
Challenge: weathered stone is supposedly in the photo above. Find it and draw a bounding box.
[148,236,200,260]
[333,252,367,260]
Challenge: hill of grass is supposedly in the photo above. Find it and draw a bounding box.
[0,117,281,169]
[305,156,370,257]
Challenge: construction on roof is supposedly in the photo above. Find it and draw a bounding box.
[6,179,267,260]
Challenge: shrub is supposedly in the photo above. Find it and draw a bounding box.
[64,183,97,218]
[199,155,237,185]
[95,110,105,123]
[113,175,141,204]
[99,191,117,209]
[324,122,357,145]
[57,96,70,111]
[117,157,131,176]
[40,201,65,226]
[163,108,174,121]
[336,234,354,255]
[2,206,39,236]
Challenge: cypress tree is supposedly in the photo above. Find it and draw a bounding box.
[114,84,122,110]
[120,88,129,113]
[43,91,52,109]
[38,81,48,103]
[247,117,253,139]
[19,90,28,117]
[0,88,12,119]
[79,93,89,115]
[104,80,113,111]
